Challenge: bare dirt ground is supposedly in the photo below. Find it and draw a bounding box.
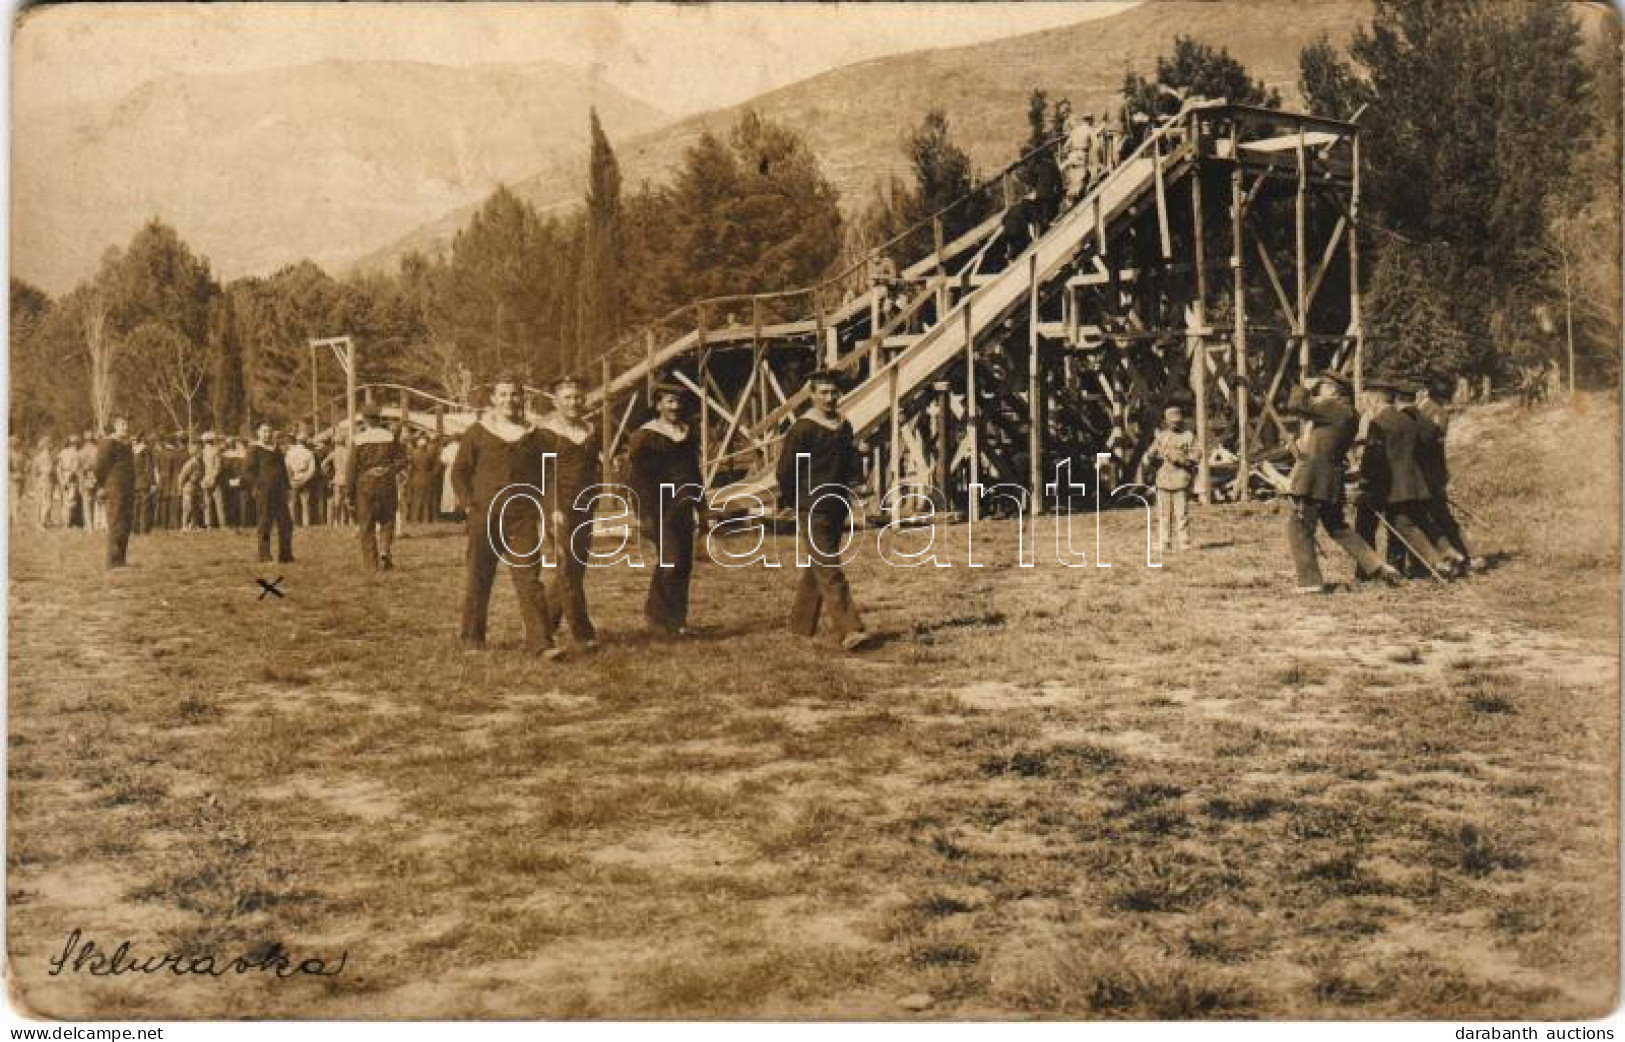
[7,396,1618,1019]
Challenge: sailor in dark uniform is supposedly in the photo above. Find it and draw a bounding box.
[1282,372,1400,593]
[626,382,704,636]
[346,405,404,570]
[246,422,294,563]
[537,376,602,650]
[775,369,871,650]
[93,417,136,568]
[1354,379,1460,579]
[450,376,561,657]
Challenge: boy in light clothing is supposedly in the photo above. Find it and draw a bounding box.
[1147,405,1197,553]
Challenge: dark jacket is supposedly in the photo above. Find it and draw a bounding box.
[245,442,290,497]
[93,438,135,500]
[1284,386,1358,503]
[1360,406,1431,505]
[132,444,154,492]
[450,421,545,511]
[776,414,863,516]
[536,417,602,512]
[626,421,702,527]
[1404,405,1449,495]
[348,426,404,494]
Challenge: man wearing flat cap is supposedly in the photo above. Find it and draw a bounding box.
[1282,371,1401,593]
[347,404,404,571]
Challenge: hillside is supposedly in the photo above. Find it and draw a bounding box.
[12,59,670,293]
[355,0,1370,274]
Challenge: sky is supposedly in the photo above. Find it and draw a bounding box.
[14,1,1136,117]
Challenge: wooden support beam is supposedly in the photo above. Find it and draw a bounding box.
[696,305,710,471]
[964,300,978,523]
[1350,129,1365,397]
[644,328,656,400]
[1028,251,1043,514]
[1231,127,1251,501]
[1250,229,1298,331]
[1250,341,1296,448]
[1239,170,1268,222]
[1303,214,1348,316]
[600,356,613,482]
[1190,163,1211,505]
[705,361,760,487]
[1295,126,1309,374]
[610,391,638,459]
[888,363,901,523]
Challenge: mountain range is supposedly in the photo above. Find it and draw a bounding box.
[353,0,1372,275]
[12,59,669,293]
[16,2,1384,294]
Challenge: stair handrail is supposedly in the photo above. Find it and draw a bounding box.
[567,125,1080,387]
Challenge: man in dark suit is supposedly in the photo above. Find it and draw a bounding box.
[246,422,294,563]
[1409,382,1476,571]
[93,417,136,568]
[1354,380,1458,579]
[1282,373,1400,593]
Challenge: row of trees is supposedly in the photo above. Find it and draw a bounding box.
[11,1,1619,440]
[10,107,854,438]
[1299,0,1618,387]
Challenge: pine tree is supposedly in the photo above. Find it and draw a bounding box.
[207,292,246,434]
[576,108,623,372]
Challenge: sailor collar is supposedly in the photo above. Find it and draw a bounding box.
[799,410,844,432]
[540,414,592,445]
[482,414,533,444]
[640,418,689,443]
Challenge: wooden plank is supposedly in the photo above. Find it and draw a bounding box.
[1153,141,1172,260]
[1250,228,1298,331]
[1303,214,1348,313]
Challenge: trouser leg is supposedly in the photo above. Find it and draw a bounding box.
[460,525,498,646]
[794,511,861,639]
[1354,503,1383,572]
[256,497,274,561]
[273,495,294,561]
[106,495,132,566]
[1322,502,1388,577]
[1429,494,1472,559]
[548,506,596,642]
[1285,497,1326,589]
[789,557,822,636]
[505,515,556,653]
[357,492,379,568]
[644,512,694,632]
[1172,490,1189,549]
[1155,491,1172,550]
[1387,503,1444,572]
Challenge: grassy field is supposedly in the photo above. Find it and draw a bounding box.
[7,397,1618,1020]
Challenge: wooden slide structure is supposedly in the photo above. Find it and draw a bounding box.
[327,100,1364,520]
